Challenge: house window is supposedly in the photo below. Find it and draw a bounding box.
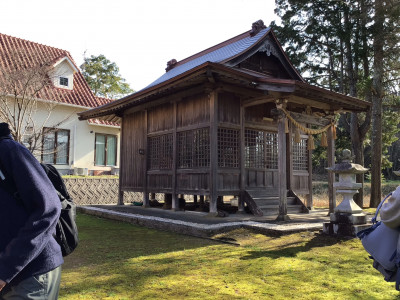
[95,134,117,166]
[42,128,70,165]
[59,77,69,87]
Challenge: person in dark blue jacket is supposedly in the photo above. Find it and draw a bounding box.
[0,123,63,299]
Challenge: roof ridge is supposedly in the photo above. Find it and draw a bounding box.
[171,29,253,70]
[0,32,70,56]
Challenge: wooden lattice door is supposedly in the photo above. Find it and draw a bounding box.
[244,128,278,189]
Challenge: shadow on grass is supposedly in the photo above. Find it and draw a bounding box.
[60,214,226,298]
[240,232,349,260]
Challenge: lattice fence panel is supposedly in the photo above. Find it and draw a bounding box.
[218,128,240,168]
[177,127,210,168]
[244,129,277,169]
[265,132,278,169]
[292,137,308,171]
[148,134,173,170]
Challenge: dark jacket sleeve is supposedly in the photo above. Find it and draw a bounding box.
[0,140,61,283]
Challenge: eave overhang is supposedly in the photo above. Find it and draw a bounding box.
[78,62,370,122]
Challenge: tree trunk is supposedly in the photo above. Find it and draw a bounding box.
[350,113,364,207]
[370,0,385,208]
[344,8,365,207]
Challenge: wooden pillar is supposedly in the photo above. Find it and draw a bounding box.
[327,125,336,214]
[307,138,313,210]
[150,193,155,200]
[239,104,245,213]
[276,113,290,221]
[118,116,124,205]
[172,102,178,210]
[286,121,293,191]
[209,90,218,214]
[142,110,149,208]
[199,195,205,211]
[193,195,198,206]
[163,193,172,209]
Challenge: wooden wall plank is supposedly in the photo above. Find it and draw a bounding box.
[121,111,146,189]
[177,93,210,128]
[218,92,240,124]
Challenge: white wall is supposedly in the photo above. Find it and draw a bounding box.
[32,102,120,174]
[49,59,75,90]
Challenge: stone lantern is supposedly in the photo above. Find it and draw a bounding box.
[323,149,370,236]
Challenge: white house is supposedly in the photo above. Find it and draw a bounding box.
[0,33,120,175]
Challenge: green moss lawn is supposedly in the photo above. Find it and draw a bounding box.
[59,214,399,300]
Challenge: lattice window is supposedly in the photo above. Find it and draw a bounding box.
[218,128,240,168]
[292,138,308,171]
[265,132,278,169]
[148,134,173,170]
[177,128,210,168]
[245,129,278,169]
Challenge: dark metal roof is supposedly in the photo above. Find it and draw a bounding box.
[144,27,271,89]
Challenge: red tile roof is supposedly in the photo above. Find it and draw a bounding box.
[0,33,106,108]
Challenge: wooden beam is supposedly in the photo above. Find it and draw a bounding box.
[123,85,206,115]
[217,83,267,98]
[287,95,332,111]
[257,83,296,93]
[242,96,275,108]
[289,111,331,126]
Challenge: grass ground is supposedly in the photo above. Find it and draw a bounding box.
[60,214,399,300]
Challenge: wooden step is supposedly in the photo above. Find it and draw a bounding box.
[243,189,308,216]
[253,196,297,206]
[259,205,304,215]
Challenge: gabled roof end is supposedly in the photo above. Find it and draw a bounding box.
[53,57,79,73]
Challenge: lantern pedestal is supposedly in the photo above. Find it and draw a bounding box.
[322,149,369,236]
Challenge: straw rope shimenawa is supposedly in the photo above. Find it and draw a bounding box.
[278,107,337,150]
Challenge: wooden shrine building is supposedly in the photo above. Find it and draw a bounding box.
[79,20,370,219]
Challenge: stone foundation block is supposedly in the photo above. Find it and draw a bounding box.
[330,213,367,225]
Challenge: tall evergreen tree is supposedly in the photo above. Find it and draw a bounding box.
[272,0,400,207]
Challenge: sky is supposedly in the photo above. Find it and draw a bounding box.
[1,0,278,91]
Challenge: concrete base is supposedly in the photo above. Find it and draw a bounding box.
[323,212,369,236]
[330,212,367,225]
[323,222,370,236]
[276,214,291,221]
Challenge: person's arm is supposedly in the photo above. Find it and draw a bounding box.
[0,141,61,283]
[0,280,5,291]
